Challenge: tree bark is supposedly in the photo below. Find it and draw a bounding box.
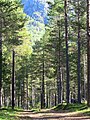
[12,50,15,109]
[77,0,81,103]
[18,78,21,108]
[57,24,62,104]
[83,53,87,100]
[0,17,2,108]
[46,91,48,108]
[55,93,57,106]
[21,78,25,109]
[87,0,90,107]
[26,73,28,110]
[41,50,45,109]
[64,0,70,103]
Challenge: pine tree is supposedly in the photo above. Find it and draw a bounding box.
[87,0,90,107]
[64,0,70,104]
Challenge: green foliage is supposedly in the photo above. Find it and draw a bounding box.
[0,109,17,120]
[53,103,88,112]
[0,0,88,110]
[0,0,32,109]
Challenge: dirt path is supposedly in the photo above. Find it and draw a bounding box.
[17,109,90,120]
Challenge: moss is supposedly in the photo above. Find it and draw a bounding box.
[53,103,88,112]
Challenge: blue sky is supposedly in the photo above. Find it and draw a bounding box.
[21,0,54,42]
[22,0,49,24]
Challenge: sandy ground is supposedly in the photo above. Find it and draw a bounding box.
[17,109,90,120]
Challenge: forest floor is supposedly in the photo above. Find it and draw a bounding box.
[1,104,90,120]
[17,109,90,120]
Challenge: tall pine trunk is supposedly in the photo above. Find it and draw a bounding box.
[87,0,90,107]
[77,0,81,103]
[18,78,21,108]
[57,22,62,104]
[12,50,15,109]
[26,72,28,110]
[64,0,70,103]
[83,53,87,100]
[41,49,45,109]
[0,18,2,108]
[21,78,25,109]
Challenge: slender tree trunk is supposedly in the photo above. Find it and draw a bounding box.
[21,84,23,108]
[54,77,57,106]
[26,73,28,110]
[83,53,87,100]
[21,79,25,109]
[87,0,90,107]
[18,94,20,108]
[12,50,15,109]
[48,89,50,108]
[77,0,81,103]
[3,89,6,107]
[73,86,76,100]
[41,50,45,109]
[55,93,57,106]
[62,68,65,102]
[57,24,62,104]
[64,0,70,103]
[18,79,21,108]
[46,91,48,108]
[32,84,35,107]
[0,19,2,108]
[46,85,48,108]
[30,78,32,107]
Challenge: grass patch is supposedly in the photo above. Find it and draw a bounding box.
[53,104,90,117]
[0,109,18,120]
[0,108,24,120]
[53,103,88,112]
[81,108,90,116]
[31,108,41,112]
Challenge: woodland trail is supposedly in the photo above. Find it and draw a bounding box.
[17,109,90,120]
